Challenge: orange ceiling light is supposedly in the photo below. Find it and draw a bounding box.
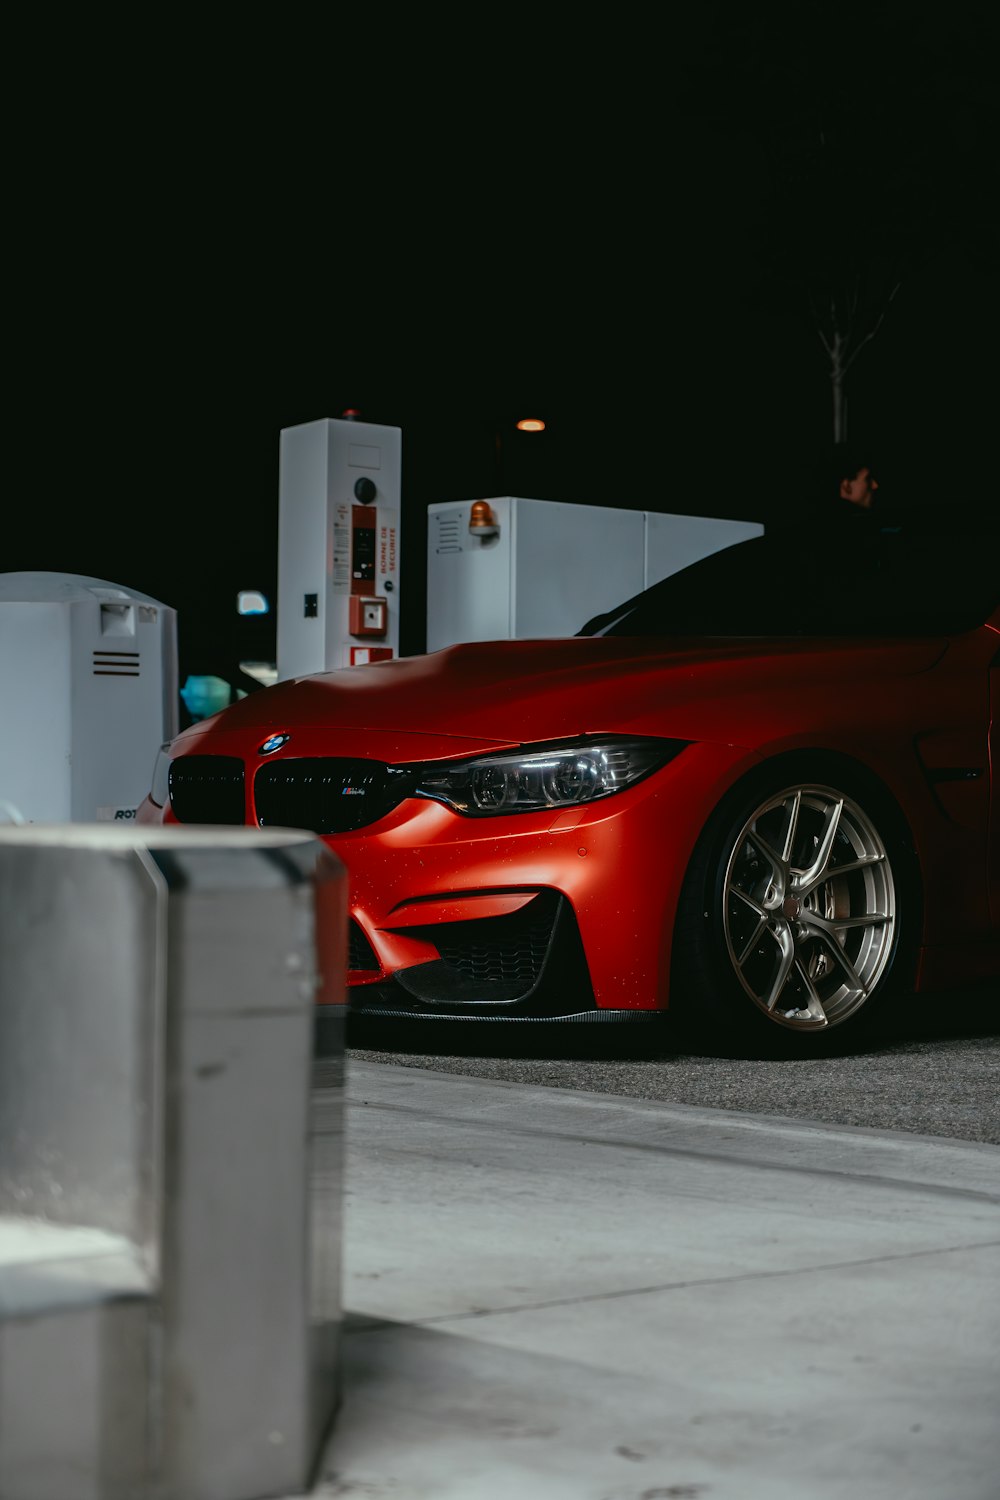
[515,418,546,432]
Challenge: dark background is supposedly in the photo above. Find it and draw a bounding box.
[8,4,997,682]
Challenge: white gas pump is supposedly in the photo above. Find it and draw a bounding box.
[277,417,401,680]
[0,572,178,823]
[426,497,764,651]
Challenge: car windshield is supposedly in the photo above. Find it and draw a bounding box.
[577,524,1000,639]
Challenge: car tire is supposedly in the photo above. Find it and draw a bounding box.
[671,760,918,1055]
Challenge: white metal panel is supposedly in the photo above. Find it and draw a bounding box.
[0,601,72,822]
[424,499,765,651]
[277,418,402,679]
[426,497,646,649]
[71,593,177,822]
[0,575,177,824]
[277,418,330,678]
[644,512,764,585]
[426,497,514,651]
[511,499,646,638]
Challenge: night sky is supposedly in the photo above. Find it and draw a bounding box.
[8,4,998,678]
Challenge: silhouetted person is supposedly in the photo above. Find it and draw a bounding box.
[830,444,880,520]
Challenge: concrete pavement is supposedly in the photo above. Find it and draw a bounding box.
[299,1059,1000,1500]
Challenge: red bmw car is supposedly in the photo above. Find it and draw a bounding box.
[138,526,999,1050]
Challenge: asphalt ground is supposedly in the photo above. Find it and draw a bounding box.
[341,981,1000,1145]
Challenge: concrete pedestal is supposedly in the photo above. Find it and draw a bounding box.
[0,825,346,1500]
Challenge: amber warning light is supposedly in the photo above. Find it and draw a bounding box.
[469,501,500,537]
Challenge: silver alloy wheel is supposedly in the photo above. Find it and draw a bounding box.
[722,783,896,1030]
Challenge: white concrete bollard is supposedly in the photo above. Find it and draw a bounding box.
[0,824,346,1500]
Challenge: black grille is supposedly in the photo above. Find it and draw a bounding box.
[169,756,245,824]
[254,758,412,833]
[415,891,560,988]
[348,919,380,972]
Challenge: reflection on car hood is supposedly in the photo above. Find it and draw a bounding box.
[183,635,949,752]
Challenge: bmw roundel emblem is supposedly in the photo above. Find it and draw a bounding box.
[258,732,290,755]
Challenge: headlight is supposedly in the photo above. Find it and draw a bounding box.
[149,743,173,808]
[409,737,687,817]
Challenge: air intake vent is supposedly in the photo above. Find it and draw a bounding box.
[348,919,380,972]
[254,758,412,834]
[93,650,140,677]
[415,891,560,989]
[434,515,462,553]
[169,756,245,824]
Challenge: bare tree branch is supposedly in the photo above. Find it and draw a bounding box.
[842,280,902,374]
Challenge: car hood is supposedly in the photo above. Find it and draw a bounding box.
[179,634,950,757]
